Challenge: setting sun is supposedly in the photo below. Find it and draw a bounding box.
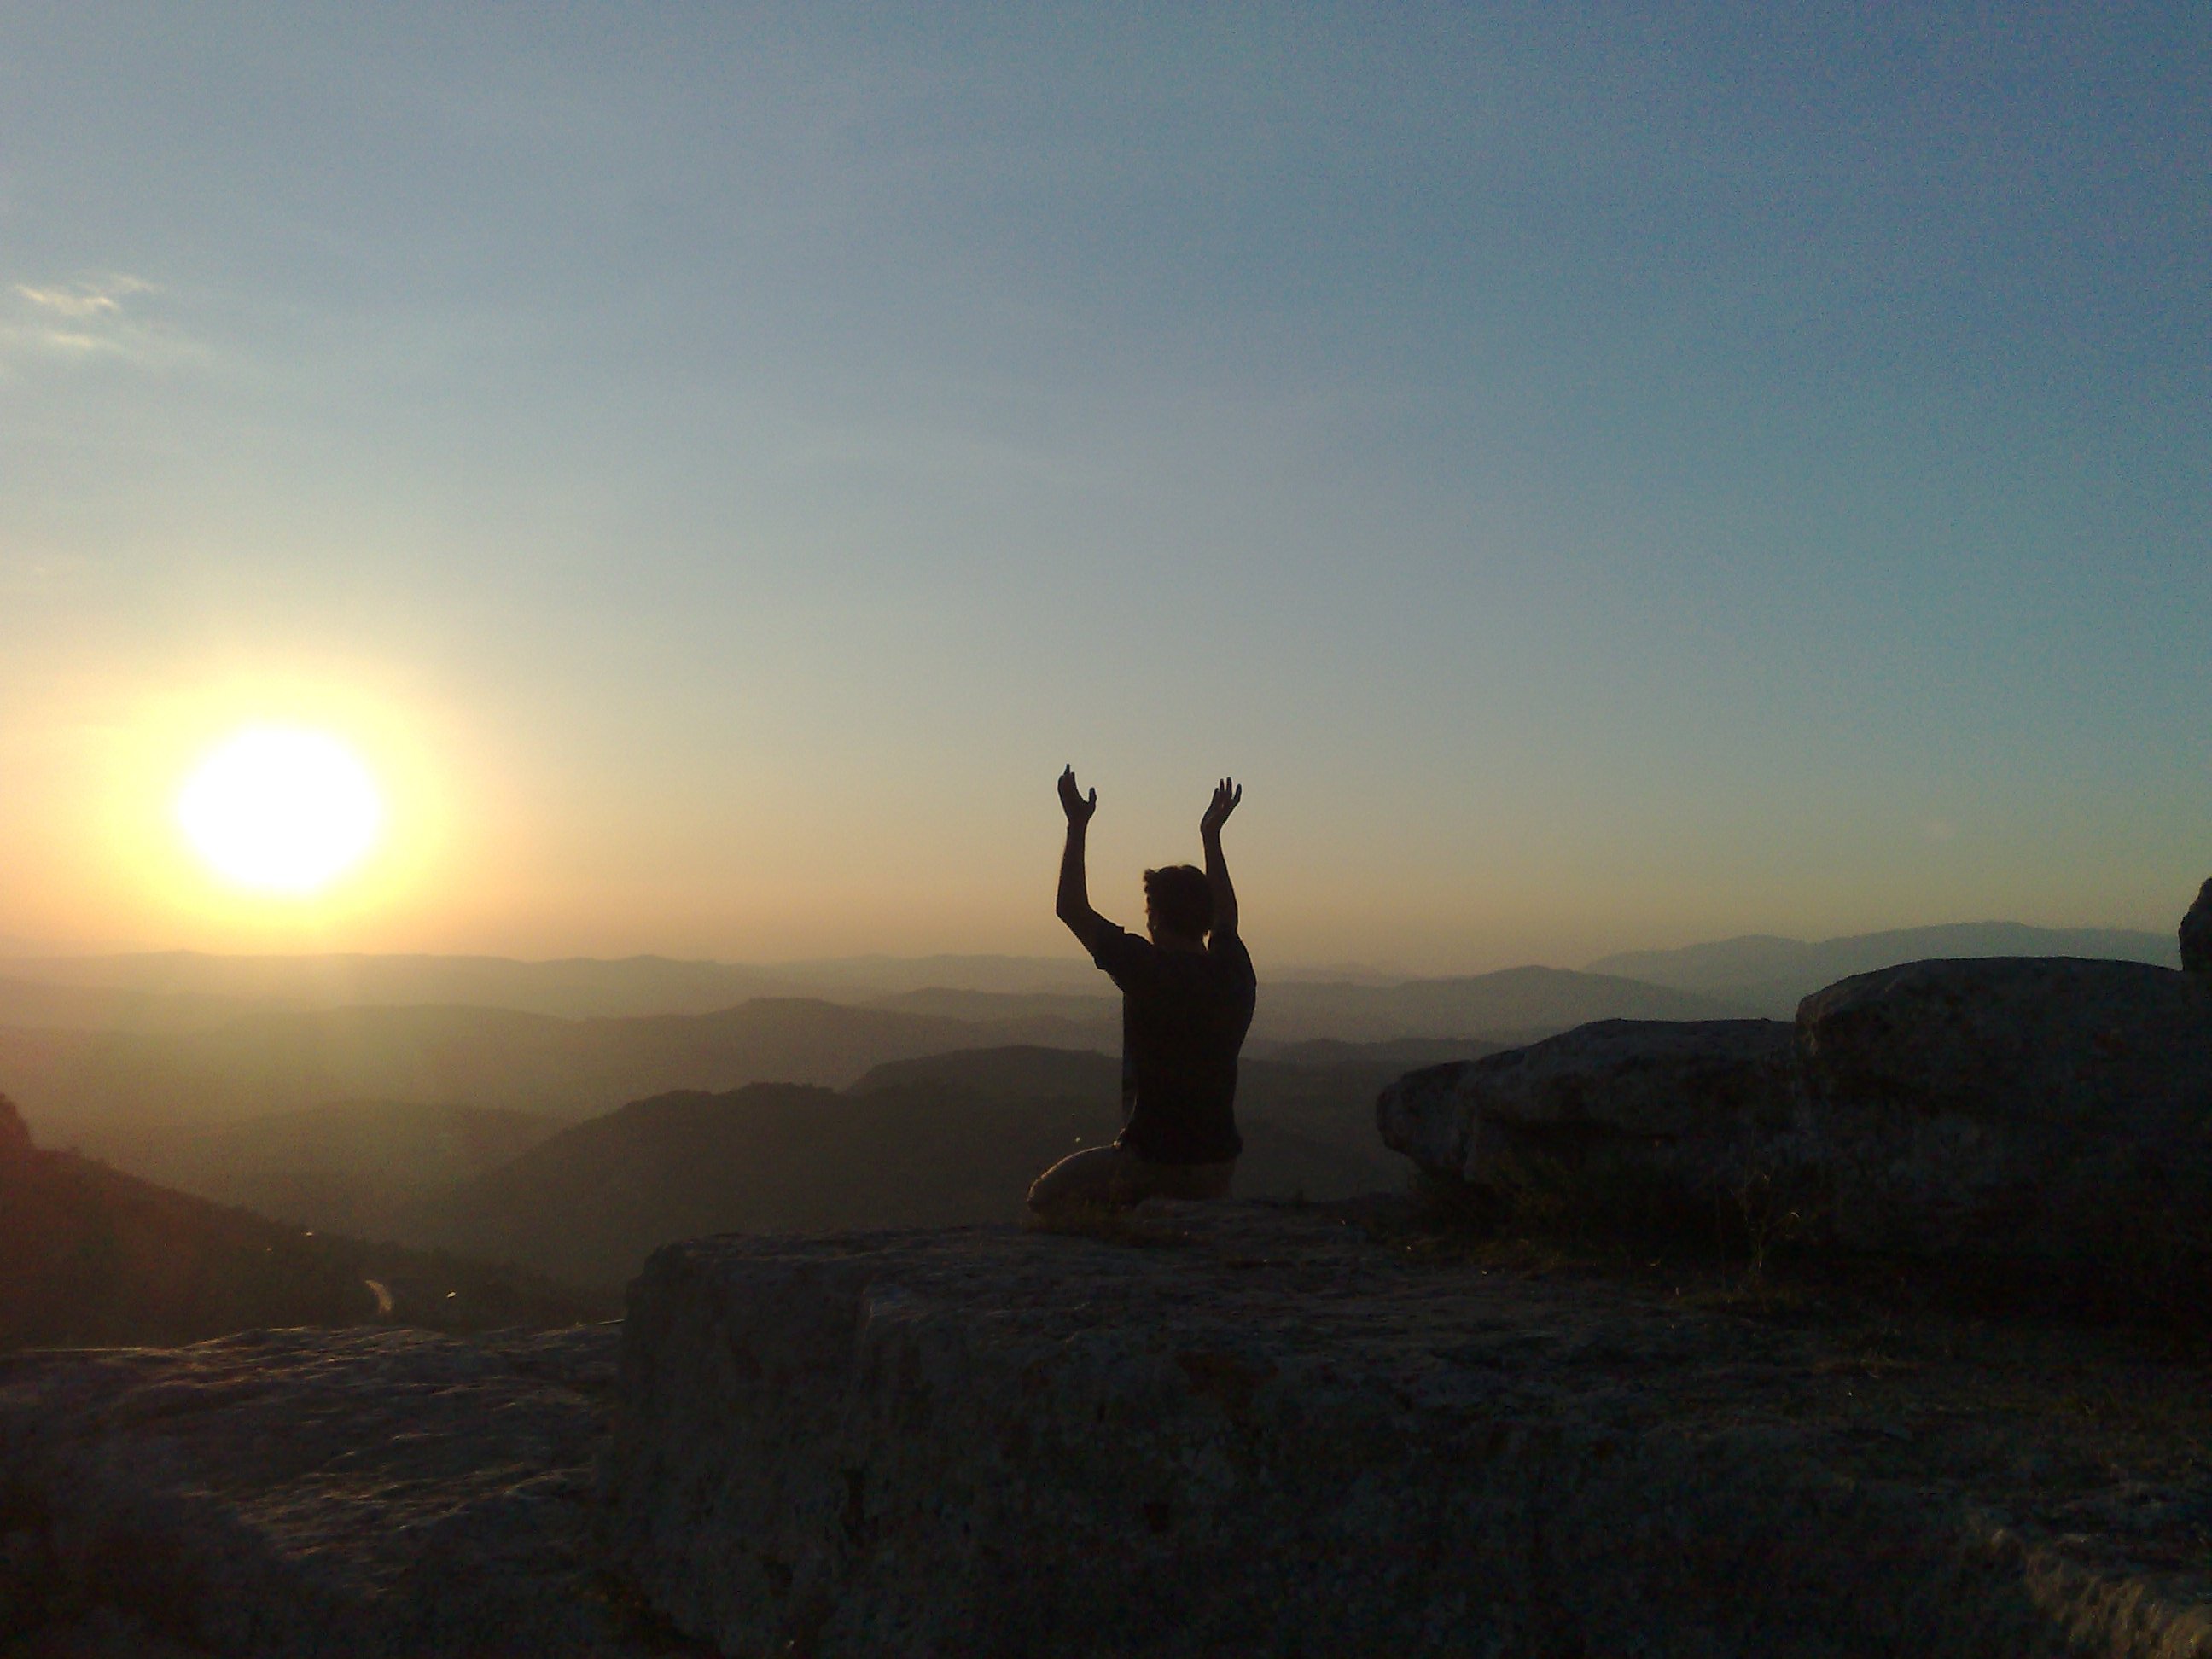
[176,726,386,895]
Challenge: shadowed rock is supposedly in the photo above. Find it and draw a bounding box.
[0,1324,700,1656]
[6,1207,2209,1655]
[1377,1019,1801,1211]
[1378,958,2212,1271]
[2183,877,2212,975]
[1796,956,2212,1258]
[600,1203,2209,1658]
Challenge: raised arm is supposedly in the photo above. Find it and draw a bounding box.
[1200,777,1242,940]
[1054,765,1115,955]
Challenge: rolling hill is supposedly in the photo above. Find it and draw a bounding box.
[390,1043,1481,1289]
[0,996,1108,1148]
[3,948,1743,1039]
[0,951,1102,1018]
[0,966,1698,1152]
[1254,1036,1501,1070]
[392,1081,1094,1286]
[108,1100,562,1235]
[0,974,276,1033]
[0,1095,596,1348]
[0,951,800,1019]
[871,971,1740,1045]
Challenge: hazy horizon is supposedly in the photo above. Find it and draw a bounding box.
[0,899,2193,981]
[0,917,2181,992]
[4,7,2203,972]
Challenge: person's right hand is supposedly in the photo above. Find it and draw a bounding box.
[1058,765,1097,827]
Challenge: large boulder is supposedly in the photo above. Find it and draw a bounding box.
[1796,956,2212,1259]
[1377,1020,1803,1220]
[1378,958,2212,1270]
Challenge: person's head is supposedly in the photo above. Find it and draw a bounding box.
[1143,864,1214,944]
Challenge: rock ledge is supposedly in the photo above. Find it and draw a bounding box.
[602,1202,2212,1658]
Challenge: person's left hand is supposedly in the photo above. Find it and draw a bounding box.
[1201,777,1242,835]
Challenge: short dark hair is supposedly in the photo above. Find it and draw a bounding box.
[1143,864,1214,939]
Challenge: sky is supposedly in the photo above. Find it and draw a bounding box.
[1,3,2205,972]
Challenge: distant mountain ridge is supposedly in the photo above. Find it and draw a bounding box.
[0,974,274,1033]
[395,1045,1452,1289]
[0,950,1726,1029]
[1588,923,2179,1017]
[0,952,802,1020]
[0,950,1124,1016]
[3,932,2174,1033]
[0,996,1099,1146]
[0,965,1742,1153]
[1251,966,1744,1041]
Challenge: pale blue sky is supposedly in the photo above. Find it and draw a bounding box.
[2,3,2204,968]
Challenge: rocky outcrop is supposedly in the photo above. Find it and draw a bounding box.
[1796,957,2212,1257]
[1377,1019,1802,1214]
[0,1094,28,1155]
[0,1324,700,1657]
[1379,958,2212,1268]
[601,1204,2212,1658]
[2184,879,2212,975]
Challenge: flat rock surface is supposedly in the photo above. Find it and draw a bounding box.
[607,1202,2212,1658]
[4,1205,2209,1657]
[0,1324,703,1658]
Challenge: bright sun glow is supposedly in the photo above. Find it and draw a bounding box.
[177,726,387,894]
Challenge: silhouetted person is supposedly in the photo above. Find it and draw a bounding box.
[1027,769,1256,1214]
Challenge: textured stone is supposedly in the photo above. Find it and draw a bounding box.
[1795,957,2212,1257]
[600,1203,2212,1658]
[1378,961,2212,1266]
[0,1324,701,1657]
[2184,880,2212,976]
[1375,1019,1802,1206]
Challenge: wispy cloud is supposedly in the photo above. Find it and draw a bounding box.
[15,275,157,318]
[0,272,202,370]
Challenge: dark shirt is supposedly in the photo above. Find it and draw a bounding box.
[1089,927,1257,1165]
